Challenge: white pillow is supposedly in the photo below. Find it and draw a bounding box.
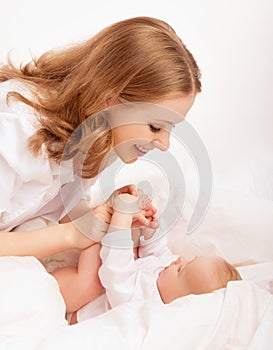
[90,143,273,265]
[167,150,273,265]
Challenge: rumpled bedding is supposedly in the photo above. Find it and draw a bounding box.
[1,150,273,349]
[0,256,272,350]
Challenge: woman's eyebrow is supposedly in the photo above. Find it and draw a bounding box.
[158,120,173,125]
[152,120,174,130]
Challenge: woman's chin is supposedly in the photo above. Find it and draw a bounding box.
[115,150,138,164]
[124,158,138,164]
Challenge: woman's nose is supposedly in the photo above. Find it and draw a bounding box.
[151,132,170,151]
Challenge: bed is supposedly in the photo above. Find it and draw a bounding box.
[1,136,273,350]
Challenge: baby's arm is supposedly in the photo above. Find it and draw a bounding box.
[138,234,173,259]
[51,244,104,314]
[99,229,137,308]
[99,193,146,307]
[51,203,112,313]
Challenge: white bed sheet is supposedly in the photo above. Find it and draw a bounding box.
[1,157,273,349]
[0,256,272,350]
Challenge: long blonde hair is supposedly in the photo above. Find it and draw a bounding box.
[0,16,201,178]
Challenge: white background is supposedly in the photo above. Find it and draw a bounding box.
[1,0,273,186]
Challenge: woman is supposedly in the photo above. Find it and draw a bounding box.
[0,16,201,258]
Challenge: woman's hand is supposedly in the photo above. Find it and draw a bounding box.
[111,193,158,245]
[111,193,158,228]
[70,203,114,246]
[108,184,158,228]
[92,203,113,226]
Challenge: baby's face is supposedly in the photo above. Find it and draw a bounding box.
[157,256,227,303]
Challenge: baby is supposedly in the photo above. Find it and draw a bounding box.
[52,193,241,323]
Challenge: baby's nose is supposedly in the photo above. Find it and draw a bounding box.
[174,256,183,265]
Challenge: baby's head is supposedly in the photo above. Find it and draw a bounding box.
[157,255,241,303]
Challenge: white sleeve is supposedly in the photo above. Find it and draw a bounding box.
[0,110,58,230]
[99,230,138,308]
[0,150,17,214]
[0,112,35,219]
[0,81,72,230]
[138,234,173,259]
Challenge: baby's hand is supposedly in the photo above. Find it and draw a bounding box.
[132,191,159,230]
[139,195,158,224]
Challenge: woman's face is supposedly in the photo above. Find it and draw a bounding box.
[108,94,196,163]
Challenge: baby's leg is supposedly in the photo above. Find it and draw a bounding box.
[52,243,104,314]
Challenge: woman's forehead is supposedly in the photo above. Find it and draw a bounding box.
[106,101,185,128]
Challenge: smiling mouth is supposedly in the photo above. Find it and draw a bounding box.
[134,144,150,155]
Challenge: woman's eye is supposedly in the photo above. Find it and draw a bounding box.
[149,124,161,132]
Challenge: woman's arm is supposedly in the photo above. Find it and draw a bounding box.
[0,222,95,259]
[0,201,113,259]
